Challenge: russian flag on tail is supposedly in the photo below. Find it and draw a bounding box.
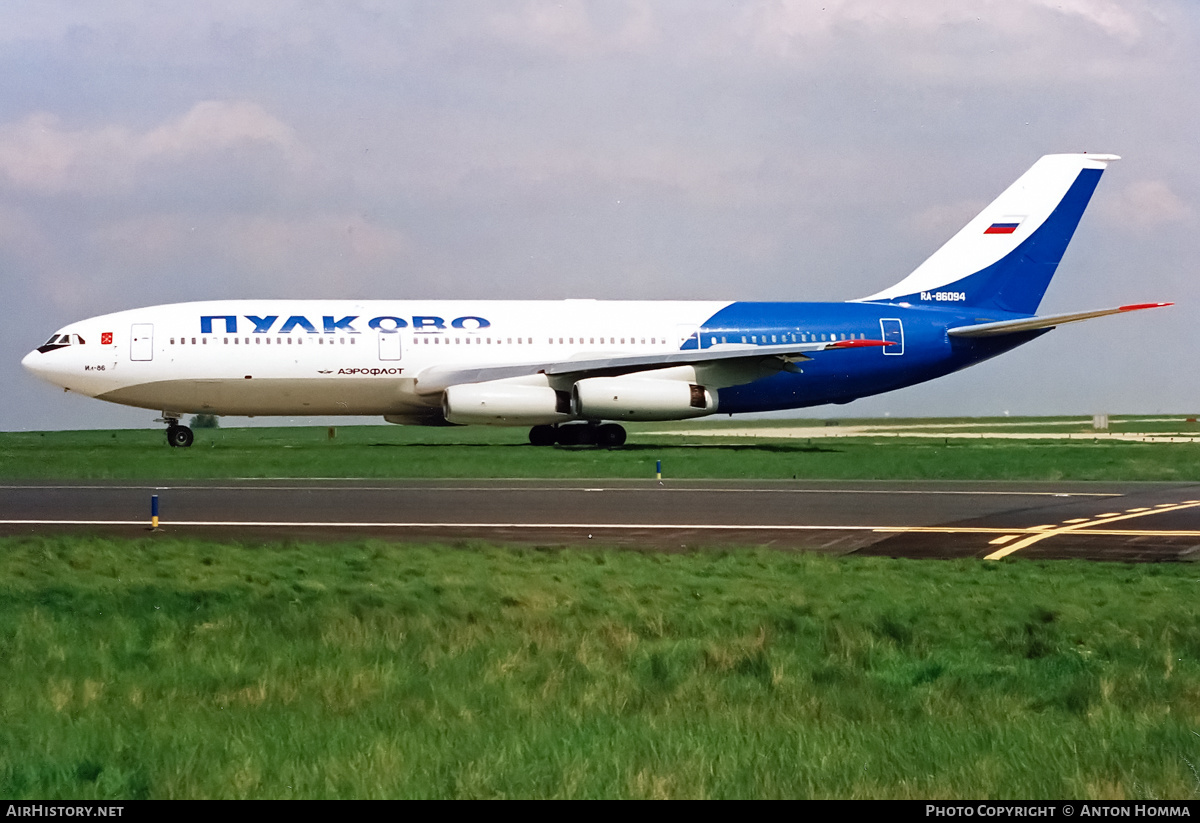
[985,215,1025,234]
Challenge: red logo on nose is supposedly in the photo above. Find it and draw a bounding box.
[101,332,113,345]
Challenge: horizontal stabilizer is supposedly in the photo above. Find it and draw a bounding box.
[948,302,1172,338]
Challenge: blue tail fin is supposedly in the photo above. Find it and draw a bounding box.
[859,154,1117,315]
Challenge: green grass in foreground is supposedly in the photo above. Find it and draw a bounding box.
[3,420,1200,480]
[2,535,1199,799]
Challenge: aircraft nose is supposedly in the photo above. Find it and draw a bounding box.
[21,348,53,380]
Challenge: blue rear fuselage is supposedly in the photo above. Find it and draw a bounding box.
[697,301,1043,413]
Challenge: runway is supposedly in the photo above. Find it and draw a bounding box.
[3,479,1200,561]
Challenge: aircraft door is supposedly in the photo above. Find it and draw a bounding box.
[879,318,904,355]
[378,331,402,361]
[130,324,154,361]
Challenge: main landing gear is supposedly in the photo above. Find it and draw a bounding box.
[164,420,194,448]
[529,422,626,448]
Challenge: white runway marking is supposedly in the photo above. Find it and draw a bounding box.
[0,484,1121,497]
[5,520,1200,539]
[0,519,909,530]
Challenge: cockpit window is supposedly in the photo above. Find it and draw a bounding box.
[36,333,81,353]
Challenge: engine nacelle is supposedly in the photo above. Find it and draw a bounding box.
[442,381,573,426]
[572,377,716,421]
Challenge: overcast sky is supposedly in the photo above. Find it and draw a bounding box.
[3,1,1197,431]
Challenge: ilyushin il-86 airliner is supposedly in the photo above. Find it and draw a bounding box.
[23,153,1169,448]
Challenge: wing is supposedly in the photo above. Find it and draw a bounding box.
[947,302,1171,338]
[414,338,891,395]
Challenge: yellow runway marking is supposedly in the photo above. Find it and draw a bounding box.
[984,500,1200,560]
[989,535,1019,545]
[1051,529,1200,536]
[1063,518,1090,524]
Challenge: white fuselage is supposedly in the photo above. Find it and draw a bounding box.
[23,299,731,420]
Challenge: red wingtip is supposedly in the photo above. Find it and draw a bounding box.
[1118,302,1173,312]
[829,338,894,348]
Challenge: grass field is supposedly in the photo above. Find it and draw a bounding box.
[2,416,1200,481]
[4,418,1199,798]
[2,535,1199,799]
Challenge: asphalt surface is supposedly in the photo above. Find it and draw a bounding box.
[3,479,1200,561]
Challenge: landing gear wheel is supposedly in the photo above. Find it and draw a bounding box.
[166,425,194,448]
[596,423,626,448]
[529,425,557,447]
[555,425,582,447]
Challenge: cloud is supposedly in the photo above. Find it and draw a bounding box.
[1029,0,1146,43]
[0,100,307,195]
[139,101,304,162]
[727,0,1162,84]
[218,213,412,289]
[735,0,1146,44]
[84,211,413,297]
[1098,179,1193,229]
[486,0,659,58]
